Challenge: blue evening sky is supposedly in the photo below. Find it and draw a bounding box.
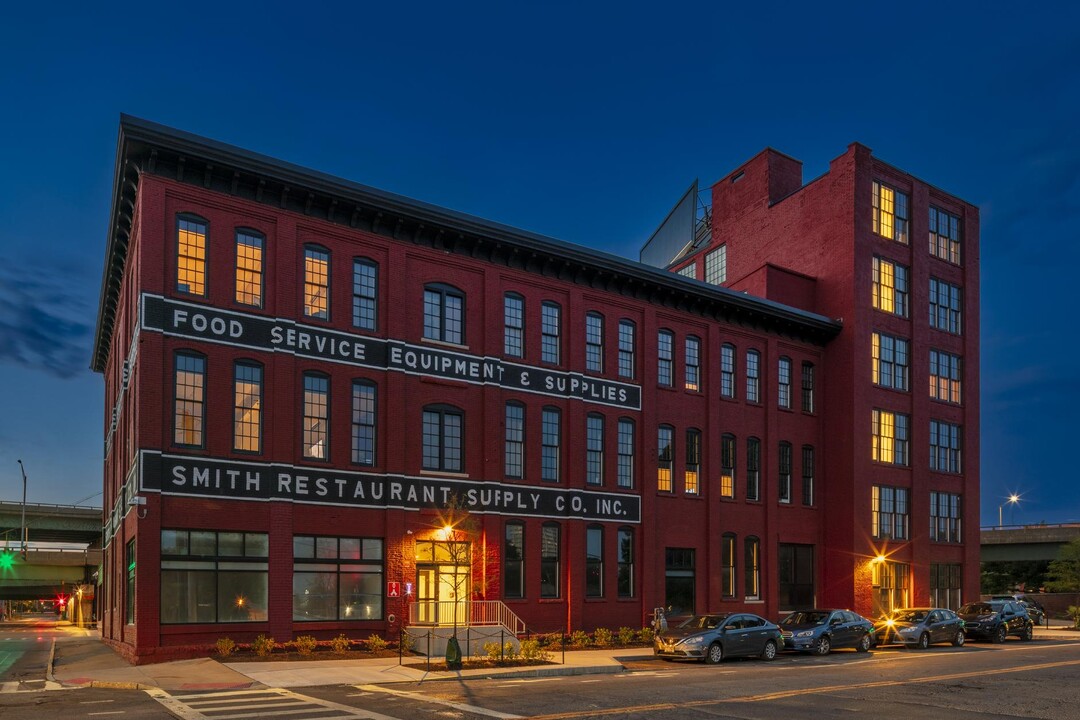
[0,2,1077,526]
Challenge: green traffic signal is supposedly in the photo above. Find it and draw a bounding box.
[0,551,13,570]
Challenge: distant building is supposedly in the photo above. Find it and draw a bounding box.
[92,118,977,662]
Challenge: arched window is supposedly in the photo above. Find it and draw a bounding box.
[233,360,263,453]
[586,413,604,485]
[720,433,736,498]
[353,258,378,330]
[585,312,604,372]
[174,351,206,447]
[541,406,561,482]
[618,319,635,378]
[744,536,761,599]
[720,343,736,399]
[540,523,561,598]
[721,533,736,598]
[302,372,330,460]
[235,228,264,307]
[504,292,524,357]
[504,401,524,478]
[176,214,209,297]
[617,527,634,598]
[617,418,635,488]
[585,525,604,598]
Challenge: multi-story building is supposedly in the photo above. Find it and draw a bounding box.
[92,118,977,663]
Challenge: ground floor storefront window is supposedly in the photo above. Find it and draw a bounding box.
[778,543,814,609]
[160,530,268,624]
[293,536,384,621]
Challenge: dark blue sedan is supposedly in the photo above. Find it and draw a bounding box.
[779,609,875,655]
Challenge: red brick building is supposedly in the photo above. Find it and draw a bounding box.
[92,118,978,662]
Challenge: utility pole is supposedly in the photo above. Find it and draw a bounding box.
[17,460,27,560]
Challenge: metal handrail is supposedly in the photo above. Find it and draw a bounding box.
[408,599,526,635]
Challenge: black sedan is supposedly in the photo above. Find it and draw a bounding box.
[874,607,966,649]
[654,612,783,664]
[958,600,1034,643]
[779,609,875,655]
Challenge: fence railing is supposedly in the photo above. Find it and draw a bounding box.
[408,599,525,635]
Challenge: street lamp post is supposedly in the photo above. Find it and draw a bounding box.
[998,493,1020,528]
[17,460,27,559]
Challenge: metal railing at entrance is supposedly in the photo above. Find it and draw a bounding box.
[408,599,526,635]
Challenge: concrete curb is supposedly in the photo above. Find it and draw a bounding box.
[46,639,57,683]
[408,663,625,683]
[86,681,155,690]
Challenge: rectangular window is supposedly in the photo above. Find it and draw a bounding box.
[657,426,673,493]
[303,374,329,460]
[872,332,910,391]
[685,428,700,495]
[721,344,735,399]
[721,535,736,598]
[618,320,635,378]
[801,445,815,506]
[930,492,962,543]
[685,337,700,391]
[233,363,262,453]
[778,544,815,610]
[504,524,524,599]
[778,357,792,408]
[872,257,909,317]
[351,381,376,466]
[872,181,909,244]
[504,294,524,357]
[293,535,383,621]
[352,259,377,330]
[705,245,727,285]
[872,409,910,466]
[930,563,962,610]
[174,353,205,447]
[586,414,604,485]
[746,350,760,403]
[617,419,634,488]
[720,434,735,498]
[744,537,761,599]
[422,407,463,472]
[541,302,561,364]
[617,528,634,598]
[929,207,962,265]
[930,420,962,473]
[658,331,674,387]
[585,313,604,372]
[585,526,603,598]
[505,403,524,478]
[235,230,263,306]
[177,216,207,296]
[540,524,560,598]
[541,408,561,482]
[872,486,910,540]
[303,247,330,320]
[801,362,815,412]
[778,442,792,504]
[677,262,696,279]
[930,349,962,404]
[161,530,269,624]
[424,285,465,344]
[929,278,963,334]
[746,438,760,501]
[665,548,695,615]
[125,539,136,625]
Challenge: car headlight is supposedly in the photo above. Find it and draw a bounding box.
[677,634,707,647]
[794,630,815,638]
[898,626,918,635]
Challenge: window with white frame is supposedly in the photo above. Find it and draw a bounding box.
[658,330,674,387]
[685,336,700,391]
[705,245,727,285]
[930,420,962,473]
[872,257,909,317]
[677,262,696,279]
[585,313,604,372]
[872,332,910,391]
[541,302,561,364]
[930,349,962,404]
[872,181,909,244]
[778,357,792,408]
[618,320,635,378]
[586,413,604,485]
[504,293,524,357]
[617,418,634,488]
[721,343,736,398]
[746,350,761,403]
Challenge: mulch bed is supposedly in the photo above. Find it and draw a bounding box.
[403,658,555,671]
[219,648,405,662]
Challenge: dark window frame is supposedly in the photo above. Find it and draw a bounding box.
[303,244,331,321]
[352,257,378,331]
[234,227,265,307]
[423,283,466,345]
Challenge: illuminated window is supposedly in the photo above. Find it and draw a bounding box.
[424,284,464,344]
[801,362,815,413]
[929,207,962,265]
[173,352,205,447]
[233,362,262,453]
[705,245,727,285]
[930,563,962,610]
[746,350,761,403]
[504,523,524,599]
[872,332,910,391]
[303,246,330,320]
[658,330,674,387]
[930,420,962,473]
[585,313,604,372]
[778,357,792,408]
[872,409,910,466]
[585,525,603,598]
[586,413,604,485]
[293,535,382,621]
[746,437,760,501]
[685,428,701,495]
[872,181,909,244]
[930,349,962,404]
[720,433,736,498]
[744,537,761,599]
[618,320,635,378]
[422,405,463,472]
[540,523,561,598]
[657,425,674,493]
[617,528,634,598]
[541,302,561,364]
[303,373,329,460]
[617,418,635,488]
[872,257,909,317]
[778,441,792,504]
[721,343,736,398]
[177,215,207,296]
[352,259,377,331]
[930,492,962,543]
[541,407,561,482]
[504,293,524,357]
[685,336,700,391]
[872,485,910,540]
[801,445,815,506]
[677,262,696,279]
[235,230,263,306]
[504,402,524,478]
[873,560,909,615]
[161,530,269,624]
[929,278,962,334]
[351,380,376,466]
[721,534,736,598]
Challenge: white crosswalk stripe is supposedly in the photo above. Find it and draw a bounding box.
[146,687,400,720]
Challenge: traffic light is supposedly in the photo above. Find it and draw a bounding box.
[0,550,13,570]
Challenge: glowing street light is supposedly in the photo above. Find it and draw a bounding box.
[998,493,1021,528]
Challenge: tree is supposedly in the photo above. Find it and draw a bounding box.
[1045,538,1080,592]
[436,493,478,670]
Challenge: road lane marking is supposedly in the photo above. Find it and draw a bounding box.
[356,684,523,719]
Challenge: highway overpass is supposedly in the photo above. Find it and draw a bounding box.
[981,524,1080,562]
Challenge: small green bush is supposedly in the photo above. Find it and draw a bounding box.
[502,641,519,661]
[617,626,636,646]
[399,632,416,652]
[292,635,318,655]
[520,638,551,662]
[364,633,388,652]
[215,637,236,657]
[329,633,351,653]
[483,640,503,662]
[569,630,590,648]
[1068,605,1080,629]
[637,627,655,644]
[536,632,563,648]
[594,627,614,647]
[252,634,276,656]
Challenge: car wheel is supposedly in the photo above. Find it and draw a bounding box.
[761,640,778,661]
[705,642,724,665]
[993,626,1007,644]
[1022,624,1034,641]
[952,630,965,647]
[815,635,831,656]
[857,634,872,652]
[917,632,930,650]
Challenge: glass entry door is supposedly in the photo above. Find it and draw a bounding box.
[416,565,469,626]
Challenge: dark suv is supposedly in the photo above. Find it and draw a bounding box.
[958,600,1034,643]
[991,595,1046,626]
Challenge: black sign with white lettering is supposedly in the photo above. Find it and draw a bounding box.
[139,451,641,523]
[141,294,640,410]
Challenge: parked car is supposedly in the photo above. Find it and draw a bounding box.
[779,609,875,655]
[874,607,966,649]
[958,600,1034,642]
[654,612,783,664]
[990,595,1046,626]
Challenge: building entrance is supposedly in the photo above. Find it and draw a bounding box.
[414,539,470,626]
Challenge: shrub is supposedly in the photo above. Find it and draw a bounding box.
[594,627,614,647]
[483,641,503,662]
[292,635,318,655]
[364,633,388,652]
[569,630,590,648]
[520,638,551,662]
[617,626,636,646]
[502,641,519,661]
[252,634,276,656]
[637,627,655,644]
[536,632,563,648]
[1068,605,1080,629]
[215,637,236,658]
[399,632,415,652]
[329,633,351,653]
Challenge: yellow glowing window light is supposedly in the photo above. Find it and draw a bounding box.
[657,467,672,493]
[304,248,329,319]
[177,218,207,295]
[872,410,896,463]
[685,469,699,495]
[236,232,263,306]
[871,333,882,384]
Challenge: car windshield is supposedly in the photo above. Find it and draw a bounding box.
[893,610,928,623]
[959,602,995,614]
[678,614,727,630]
[781,611,831,625]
